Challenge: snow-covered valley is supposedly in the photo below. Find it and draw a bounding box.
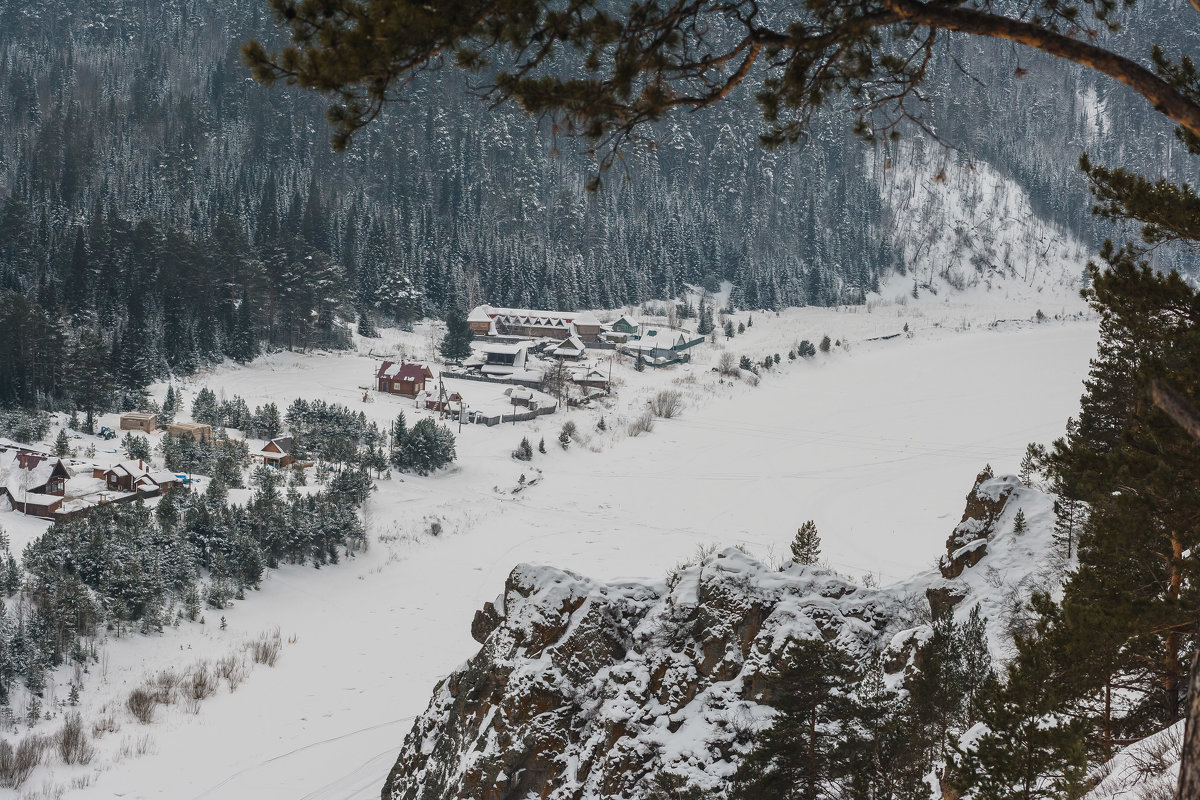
[0,288,1100,799]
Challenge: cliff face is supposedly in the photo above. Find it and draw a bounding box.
[383,551,906,800]
[382,472,1058,800]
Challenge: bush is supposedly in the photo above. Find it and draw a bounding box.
[819,335,832,353]
[628,411,655,437]
[127,688,155,724]
[650,390,684,419]
[57,713,95,765]
[718,352,739,376]
[798,340,816,358]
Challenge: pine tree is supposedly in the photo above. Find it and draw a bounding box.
[737,321,745,334]
[538,437,546,454]
[53,429,70,457]
[724,320,734,339]
[954,634,1088,800]
[819,335,832,353]
[732,638,860,800]
[791,520,820,565]
[1012,509,1028,536]
[513,437,533,461]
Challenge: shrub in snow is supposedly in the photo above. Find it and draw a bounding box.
[513,437,533,461]
[628,411,654,437]
[649,390,684,419]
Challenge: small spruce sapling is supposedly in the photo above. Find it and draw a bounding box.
[1012,508,1028,535]
[538,437,546,454]
[737,321,745,334]
[54,429,70,457]
[791,520,821,565]
[513,437,533,461]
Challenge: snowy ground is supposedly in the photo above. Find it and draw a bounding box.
[2,283,1098,799]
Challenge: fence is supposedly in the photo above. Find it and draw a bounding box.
[470,402,559,427]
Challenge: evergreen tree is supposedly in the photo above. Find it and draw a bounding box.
[513,437,533,461]
[732,638,860,800]
[724,320,734,339]
[439,308,474,362]
[1011,509,1028,536]
[819,335,832,353]
[791,521,821,565]
[53,429,70,458]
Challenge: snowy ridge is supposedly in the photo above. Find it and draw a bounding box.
[383,471,1066,800]
[878,143,1092,299]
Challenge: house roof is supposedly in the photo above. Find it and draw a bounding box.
[121,412,156,421]
[480,341,529,356]
[549,335,586,355]
[377,361,433,382]
[467,305,601,328]
[265,437,294,453]
[0,451,67,497]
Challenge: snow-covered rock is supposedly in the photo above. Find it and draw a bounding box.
[382,473,1067,800]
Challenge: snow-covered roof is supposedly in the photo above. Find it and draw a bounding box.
[14,492,60,507]
[479,341,530,356]
[0,451,66,498]
[549,336,586,355]
[468,305,601,328]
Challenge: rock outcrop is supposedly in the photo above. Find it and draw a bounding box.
[382,472,1061,800]
[382,550,907,800]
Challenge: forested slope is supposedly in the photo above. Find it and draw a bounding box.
[0,1,1190,406]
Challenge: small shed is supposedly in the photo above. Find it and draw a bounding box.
[120,412,158,433]
[167,422,213,442]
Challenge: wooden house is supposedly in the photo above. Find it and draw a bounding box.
[467,305,602,342]
[103,460,181,494]
[120,412,158,433]
[252,437,297,468]
[610,315,639,335]
[547,335,587,360]
[1,450,70,517]
[376,361,434,397]
[167,422,213,442]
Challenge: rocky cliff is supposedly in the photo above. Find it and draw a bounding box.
[382,471,1060,800]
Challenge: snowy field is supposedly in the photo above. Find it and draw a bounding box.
[3,284,1099,799]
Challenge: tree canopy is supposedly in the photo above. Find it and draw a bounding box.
[245,1,1200,178]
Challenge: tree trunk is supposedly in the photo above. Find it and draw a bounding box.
[1178,647,1200,800]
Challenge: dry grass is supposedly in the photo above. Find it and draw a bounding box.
[247,629,283,667]
[627,411,654,437]
[216,654,248,692]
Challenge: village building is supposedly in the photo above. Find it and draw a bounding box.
[547,335,587,360]
[467,305,602,342]
[166,422,213,442]
[0,450,70,517]
[476,341,530,376]
[99,460,180,494]
[569,366,611,392]
[621,328,705,366]
[376,361,434,397]
[422,390,465,414]
[252,438,297,469]
[119,412,158,433]
[610,315,639,335]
